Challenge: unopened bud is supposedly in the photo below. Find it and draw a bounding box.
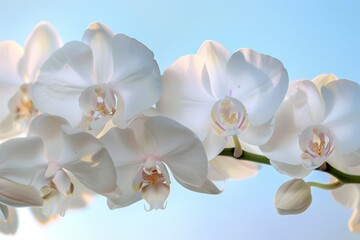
[274,179,312,215]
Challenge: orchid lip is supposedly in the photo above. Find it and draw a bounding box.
[79,84,117,130]
[299,125,334,169]
[8,84,38,121]
[211,96,248,136]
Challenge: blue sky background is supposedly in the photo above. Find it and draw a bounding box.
[1,0,360,239]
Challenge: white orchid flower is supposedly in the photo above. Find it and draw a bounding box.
[101,116,215,211]
[157,40,288,179]
[32,22,162,133]
[260,74,360,178]
[0,22,61,139]
[2,114,117,216]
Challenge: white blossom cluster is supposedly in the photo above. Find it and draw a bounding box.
[0,22,360,234]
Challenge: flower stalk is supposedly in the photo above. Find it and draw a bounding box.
[307,181,343,190]
[219,148,360,184]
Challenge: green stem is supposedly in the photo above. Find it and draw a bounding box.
[307,180,343,190]
[219,148,360,184]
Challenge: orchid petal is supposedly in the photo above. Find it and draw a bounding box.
[202,129,227,160]
[270,160,311,178]
[0,114,26,140]
[110,34,162,125]
[58,126,103,165]
[33,41,94,126]
[0,178,42,207]
[322,80,360,154]
[31,208,60,225]
[18,22,62,83]
[100,127,145,207]
[157,55,215,140]
[63,150,116,196]
[291,80,325,128]
[0,204,8,222]
[197,40,231,99]
[209,156,260,180]
[260,100,303,165]
[176,176,222,194]
[28,114,70,161]
[41,191,68,217]
[144,116,208,187]
[0,137,47,184]
[227,48,288,126]
[141,183,170,211]
[0,41,23,86]
[349,207,360,232]
[82,22,114,83]
[100,127,143,165]
[335,150,360,168]
[332,184,359,209]
[0,207,18,235]
[239,118,274,146]
[52,170,72,196]
[106,163,142,209]
[0,41,23,124]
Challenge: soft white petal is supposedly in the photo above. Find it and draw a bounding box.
[322,80,360,154]
[107,192,142,210]
[270,160,311,178]
[335,150,360,168]
[197,40,231,99]
[260,100,303,165]
[291,80,325,128]
[0,207,18,234]
[41,191,68,217]
[31,208,60,225]
[0,137,47,184]
[227,48,288,126]
[331,184,359,209]
[202,129,227,160]
[349,207,360,232]
[64,150,116,196]
[59,129,117,194]
[177,176,222,194]
[0,41,23,124]
[82,22,114,83]
[58,126,102,166]
[100,127,143,165]
[33,41,94,126]
[28,114,70,160]
[18,22,62,83]
[106,163,142,209]
[157,55,215,140]
[209,156,259,180]
[239,118,274,146]
[0,113,27,140]
[144,116,208,187]
[0,178,42,207]
[52,170,72,196]
[110,34,162,125]
[0,204,8,222]
[0,41,23,86]
[141,183,169,210]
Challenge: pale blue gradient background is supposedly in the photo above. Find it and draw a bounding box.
[1,1,360,239]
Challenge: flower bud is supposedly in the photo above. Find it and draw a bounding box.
[274,179,312,215]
